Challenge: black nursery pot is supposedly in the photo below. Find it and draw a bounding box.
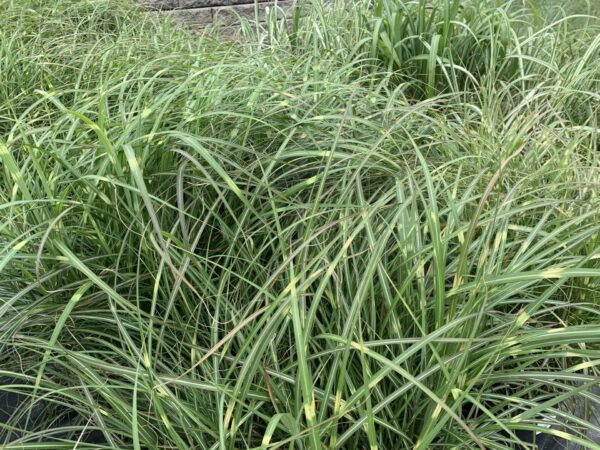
[0,377,106,446]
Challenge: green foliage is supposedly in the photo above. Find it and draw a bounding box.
[369,0,521,97]
[0,0,599,449]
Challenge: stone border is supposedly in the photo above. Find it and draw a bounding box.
[143,0,294,28]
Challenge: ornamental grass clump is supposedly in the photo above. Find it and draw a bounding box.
[0,0,599,449]
[369,0,521,98]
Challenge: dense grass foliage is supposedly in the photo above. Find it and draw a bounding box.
[1,0,599,448]
[370,0,522,97]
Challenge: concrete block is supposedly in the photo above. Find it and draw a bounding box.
[142,0,179,10]
[212,1,293,26]
[167,8,214,25]
[178,0,271,7]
